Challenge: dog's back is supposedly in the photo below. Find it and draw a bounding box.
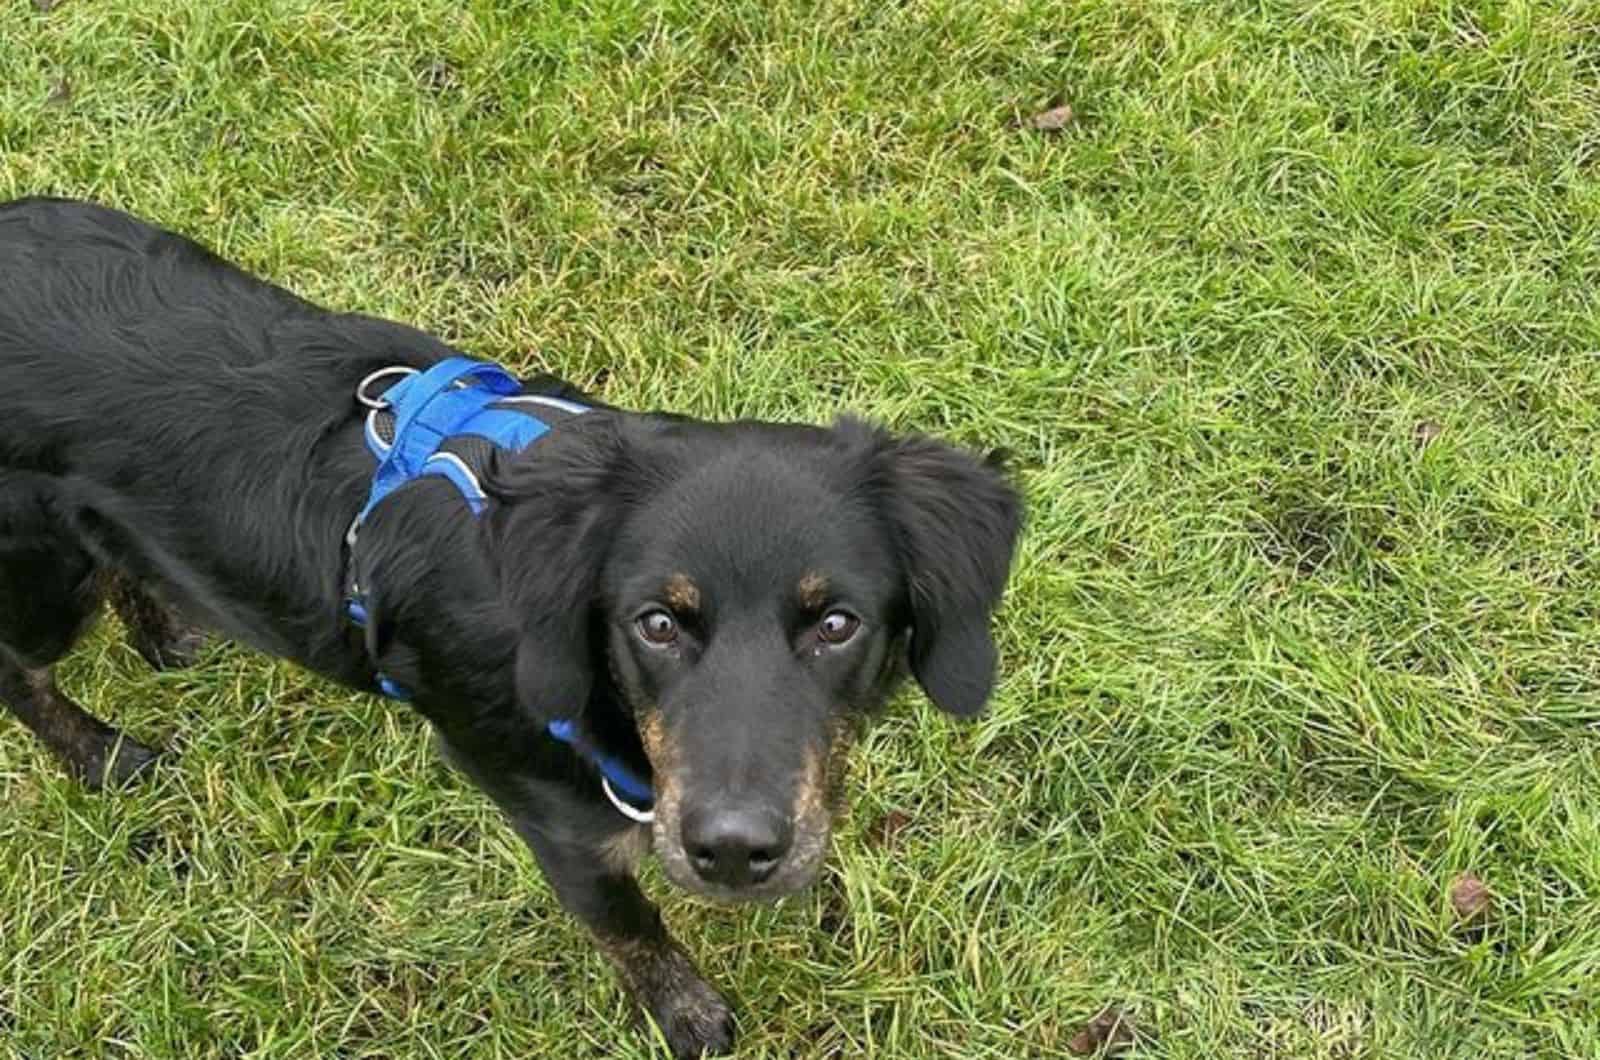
[0,196,304,365]
[0,199,464,471]
[0,198,453,669]
[1,199,305,467]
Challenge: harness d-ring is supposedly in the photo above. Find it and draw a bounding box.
[356,365,419,409]
[602,776,655,824]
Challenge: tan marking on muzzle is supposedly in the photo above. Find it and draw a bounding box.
[816,718,859,818]
[767,729,855,893]
[637,710,675,772]
[662,574,700,614]
[794,741,830,825]
[637,709,683,831]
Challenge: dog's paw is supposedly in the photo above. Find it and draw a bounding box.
[604,933,735,1057]
[641,973,735,1059]
[135,628,208,672]
[77,732,160,790]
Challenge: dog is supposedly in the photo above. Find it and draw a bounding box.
[0,198,1022,1057]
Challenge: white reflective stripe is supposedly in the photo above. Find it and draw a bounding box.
[602,777,655,823]
[498,394,590,416]
[423,451,487,501]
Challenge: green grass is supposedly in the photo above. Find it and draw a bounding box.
[3,0,1600,1056]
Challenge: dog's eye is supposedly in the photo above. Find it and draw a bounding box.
[637,610,679,645]
[817,610,860,645]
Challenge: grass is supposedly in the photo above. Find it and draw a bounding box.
[3,0,1600,1056]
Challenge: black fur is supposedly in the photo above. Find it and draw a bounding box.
[0,198,1022,1057]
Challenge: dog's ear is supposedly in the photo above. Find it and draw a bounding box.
[486,413,627,726]
[855,419,1023,717]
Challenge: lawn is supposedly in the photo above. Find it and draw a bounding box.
[3,1,1599,1057]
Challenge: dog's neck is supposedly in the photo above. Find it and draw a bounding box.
[333,358,657,819]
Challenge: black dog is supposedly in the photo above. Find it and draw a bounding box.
[0,198,1021,1056]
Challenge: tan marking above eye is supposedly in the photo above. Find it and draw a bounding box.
[662,573,700,613]
[796,572,829,610]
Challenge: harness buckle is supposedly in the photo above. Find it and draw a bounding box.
[356,365,419,410]
[602,776,655,824]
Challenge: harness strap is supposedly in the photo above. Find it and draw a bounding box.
[356,358,523,525]
[547,719,655,823]
[342,357,654,821]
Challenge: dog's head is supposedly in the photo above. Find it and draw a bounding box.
[489,412,1021,901]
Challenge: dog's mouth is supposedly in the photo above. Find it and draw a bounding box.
[651,811,831,904]
[639,719,850,903]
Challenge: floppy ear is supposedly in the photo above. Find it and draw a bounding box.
[863,421,1023,717]
[485,413,627,726]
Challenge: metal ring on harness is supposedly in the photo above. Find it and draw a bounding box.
[602,776,655,824]
[356,365,419,410]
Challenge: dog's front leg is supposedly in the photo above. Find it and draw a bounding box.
[522,825,736,1058]
[438,736,735,1058]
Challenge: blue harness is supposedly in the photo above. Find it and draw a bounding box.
[344,357,654,821]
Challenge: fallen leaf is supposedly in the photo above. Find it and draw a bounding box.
[1068,1005,1137,1056]
[1028,103,1075,132]
[45,77,71,108]
[868,810,913,848]
[1414,421,1444,448]
[1451,873,1491,921]
[419,57,460,95]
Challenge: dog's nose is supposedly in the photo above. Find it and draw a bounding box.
[682,805,792,888]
